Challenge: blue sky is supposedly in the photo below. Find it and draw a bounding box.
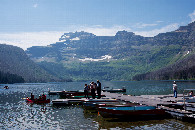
[0,0,194,50]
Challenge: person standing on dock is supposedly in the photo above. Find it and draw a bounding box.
[84,84,89,99]
[97,80,101,99]
[90,82,96,99]
[173,81,177,98]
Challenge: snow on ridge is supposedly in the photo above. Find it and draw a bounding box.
[79,55,112,62]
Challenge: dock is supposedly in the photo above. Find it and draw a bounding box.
[102,92,195,122]
[50,90,195,122]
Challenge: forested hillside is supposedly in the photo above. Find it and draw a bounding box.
[132,53,195,80]
[0,44,66,83]
[26,22,195,81]
[0,71,24,84]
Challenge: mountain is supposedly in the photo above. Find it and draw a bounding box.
[0,44,65,83]
[132,22,195,80]
[26,22,195,81]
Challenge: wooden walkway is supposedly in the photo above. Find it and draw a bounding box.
[102,92,195,122]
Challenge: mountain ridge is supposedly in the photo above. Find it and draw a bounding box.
[25,21,195,81]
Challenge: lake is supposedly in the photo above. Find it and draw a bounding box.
[0,81,194,129]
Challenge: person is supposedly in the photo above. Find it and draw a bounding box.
[84,84,89,99]
[90,82,96,99]
[31,93,34,100]
[173,81,177,98]
[189,91,194,97]
[42,93,46,100]
[97,80,101,99]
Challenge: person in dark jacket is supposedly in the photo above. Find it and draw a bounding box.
[90,82,96,99]
[84,84,89,99]
[97,80,101,99]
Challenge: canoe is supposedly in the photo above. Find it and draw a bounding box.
[102,88,126,93]
[59,91,92,98]
[84,99,119,103]
[52,98,119,106]
[98,106,165,118]
[48,90,85,95]
[26,98,50,104]
[69,95,106,99]
[52,99,69,105]
[52,99,85,106]
[83,102,139,110]
[83,101,121,109]
[97,102,140,108]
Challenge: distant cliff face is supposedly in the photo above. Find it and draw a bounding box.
[25,22,195,81]
[0,44,59,83]
[27,22,195,62]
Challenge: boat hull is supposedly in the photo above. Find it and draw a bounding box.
[98,106,165,118]
[26,98,50,104]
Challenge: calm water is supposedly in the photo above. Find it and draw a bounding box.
[0,81,195,129]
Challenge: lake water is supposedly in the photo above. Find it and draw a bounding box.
[0,81,194,129]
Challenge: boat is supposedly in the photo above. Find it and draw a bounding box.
[52,98,119,106]
[26,98,50,104]
[4,86,9,89]
[98,106,165,118]
[97,102,140,108]
[83,101,139,110]
[48,90,64,95]
[26,93,50,104]
[102,87,126,93]
[48,89,92,97]
[52,99,85,106]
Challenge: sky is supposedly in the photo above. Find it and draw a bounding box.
[0,0,195,50]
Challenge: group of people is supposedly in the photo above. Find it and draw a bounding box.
[27,93,47,101]
[84,80,101,99]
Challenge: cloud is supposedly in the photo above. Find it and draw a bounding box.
[0,24,180,50]
[0,25,132,50]
[33,3,38,8]
[76,25,132,36]
[133,23,158,29]
[0,31,63,50]
[189,10,195,22]
[134,23,179,37]
[156,21,164,23]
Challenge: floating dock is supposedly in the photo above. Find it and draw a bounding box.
[102,92,195,122]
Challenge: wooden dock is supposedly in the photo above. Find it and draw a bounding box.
[102,92,195,122]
